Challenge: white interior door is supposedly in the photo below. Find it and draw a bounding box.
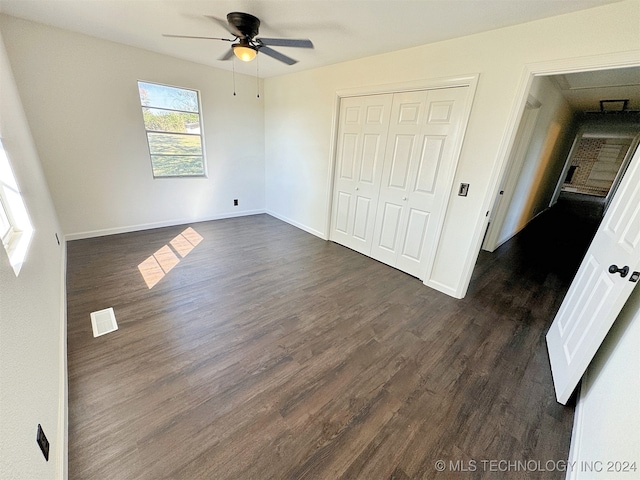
[482,100,540,252]
[546,145,640,404]
[330,94,392,255]
[371,87,470,278]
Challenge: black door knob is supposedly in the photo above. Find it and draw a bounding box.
[608,265,629,277]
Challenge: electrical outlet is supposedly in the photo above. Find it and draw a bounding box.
[234,199,238,206]
[36,424,49,461]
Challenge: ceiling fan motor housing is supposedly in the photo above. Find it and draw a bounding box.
[227,12,260,39]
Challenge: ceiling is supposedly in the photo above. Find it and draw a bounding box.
[548,67,640,112]
[0,0,624,78]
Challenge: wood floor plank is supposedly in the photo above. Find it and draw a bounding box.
[66,208,589,479]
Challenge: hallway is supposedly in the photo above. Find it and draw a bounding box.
[472,191,603,293]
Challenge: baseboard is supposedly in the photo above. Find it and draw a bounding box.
[57,241,68,480]
[565,381,585,480]
[265,210,327,240]
[64,210,266,241]
[425,278,465,299]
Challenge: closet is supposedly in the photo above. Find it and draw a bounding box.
[330,86,471,279]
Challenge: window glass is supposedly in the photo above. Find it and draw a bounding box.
[0,139,34,275]
[0,197,11,244]
[137,81,205,177]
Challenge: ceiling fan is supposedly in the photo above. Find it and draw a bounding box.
[163,12,314,65]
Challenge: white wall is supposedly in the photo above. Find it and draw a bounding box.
[567,284,640,480]
[0,15,265,239]
[492,76,575,248]
[0,28,66,479]
[264,0,640,297]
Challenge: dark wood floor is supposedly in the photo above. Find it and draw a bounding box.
[66,203,599,479]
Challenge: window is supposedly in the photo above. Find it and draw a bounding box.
[0,139,33,276]
[0,196,11,247]
[137,81,206,177]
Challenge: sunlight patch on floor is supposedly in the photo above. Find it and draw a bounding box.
[154,245,180,272]
[181,227,203,247]
[138,227,203,289]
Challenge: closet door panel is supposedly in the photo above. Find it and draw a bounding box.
[330,94,393,254]
[372,87,470,279]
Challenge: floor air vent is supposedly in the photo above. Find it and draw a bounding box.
[90,307,118,337]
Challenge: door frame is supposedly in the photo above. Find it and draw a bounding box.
[325,74,480,280]
[461,51,640,299]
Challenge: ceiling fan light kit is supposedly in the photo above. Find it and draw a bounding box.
[233,43,257,62]
[164,11,313,65]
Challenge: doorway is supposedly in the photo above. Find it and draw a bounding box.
[477,63,640,403]
[483,65,640,262]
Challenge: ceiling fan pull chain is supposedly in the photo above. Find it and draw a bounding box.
[256,55,260,98]
[232,58,237,96]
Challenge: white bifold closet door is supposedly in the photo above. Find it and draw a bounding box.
[330,94,393,255]
[331,86,470,279]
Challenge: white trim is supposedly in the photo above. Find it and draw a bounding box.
[323,93,342,240]
[565,383,585,480]
[425,279,464,299]
[335,74,482,98]
[0,139,34,275]
[454,50,640,299]
[521,51,640,78]
[0,196,11,244]
[266,210,326,239]
[56,241,68,480]
[64,209,266,240]
[422,77,479,287]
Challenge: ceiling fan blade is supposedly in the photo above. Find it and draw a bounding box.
[219,48,235,61]
[258,38,314,49]
[163,34,232,42]
[258,46,298,65]
[205,15,244,38]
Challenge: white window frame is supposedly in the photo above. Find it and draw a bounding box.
[0,195,13,248]
[0,139,33,276]
[137,81,207,178]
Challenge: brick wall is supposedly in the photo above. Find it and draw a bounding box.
[562,137,631,197]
